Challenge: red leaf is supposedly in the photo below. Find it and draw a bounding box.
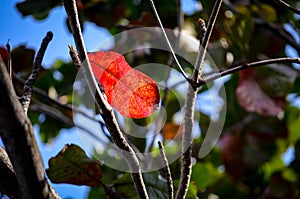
[46,144,102,186]
[236,73,283,116]
[88,51,160,118]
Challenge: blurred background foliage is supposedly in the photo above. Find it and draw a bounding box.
[1,0,300,198]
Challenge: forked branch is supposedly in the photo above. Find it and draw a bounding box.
[176,0,223,198]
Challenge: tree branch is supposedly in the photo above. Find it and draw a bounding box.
[176,1,223,198]
[63,1,149,198]
[0,146,18,199]
[175,85,196,199]
[19,31,53,114]
[193,0,223,84]
[158,141,174,199]
[203,57,300,84]
[275,0,300,15]
[0,56,60,198]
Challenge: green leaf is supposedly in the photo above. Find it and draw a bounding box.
[39,116,70,143]
[286,105,300,143]
[251,4,277,22]
[113,173,138,199]
[191,162,220,191]
[173,180,197,199]
[16,0,61,20]
[262,154,285,180]
[166,90,185,122]
[282,168,297,183]
[46,144,102,186]
[88,187,107,199]
[53,60,78,94]
[210,177,250,199]
[113,172,168,199]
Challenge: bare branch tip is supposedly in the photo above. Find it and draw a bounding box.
[68,44,74,50]
[158,141,163,149]
[46,31,54,40]
[6,39,10,47]
[198,18,206,30]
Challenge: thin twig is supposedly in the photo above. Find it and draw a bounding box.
[63,1,148,198]
[6,40,12,79]
[203,57,300,84]
[148,0,189,81]
[176,1,223,198]
[158,141,174,199]
[275,0,300,15]
[13,71,99,123]
[147,0,184,154]
[19,31,53,114]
